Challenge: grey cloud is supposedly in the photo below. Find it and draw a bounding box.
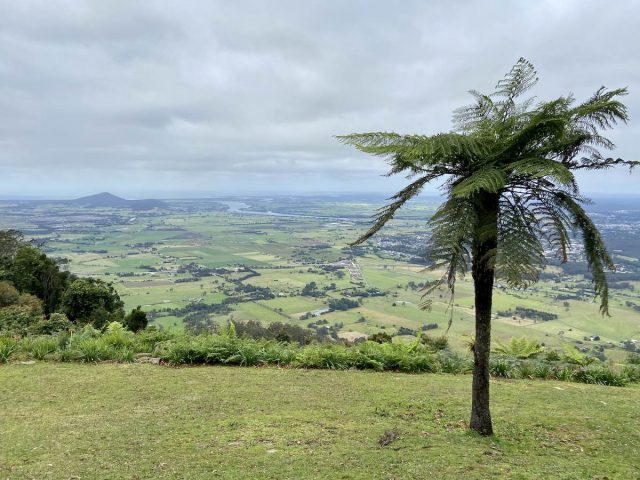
[0,0,638,197]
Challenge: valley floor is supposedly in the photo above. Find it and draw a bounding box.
[1,364,639,479]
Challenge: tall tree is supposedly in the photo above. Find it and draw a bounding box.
[337,59,636,435]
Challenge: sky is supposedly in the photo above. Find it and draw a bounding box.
[0,0,639,199]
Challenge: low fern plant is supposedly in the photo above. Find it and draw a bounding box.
[494,337,544,359]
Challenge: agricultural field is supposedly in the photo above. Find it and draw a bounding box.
[0,194,639,360]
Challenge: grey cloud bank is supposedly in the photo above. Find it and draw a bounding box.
[0,0,639,198]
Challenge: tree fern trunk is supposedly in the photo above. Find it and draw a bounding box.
[469,195,498,436]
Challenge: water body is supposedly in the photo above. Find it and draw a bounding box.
[217,201,355,222]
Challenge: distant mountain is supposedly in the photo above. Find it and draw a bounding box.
[71,192,167,210]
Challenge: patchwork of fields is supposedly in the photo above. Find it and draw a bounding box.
[1,195,639,360]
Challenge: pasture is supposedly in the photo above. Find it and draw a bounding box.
[1,363,639,479]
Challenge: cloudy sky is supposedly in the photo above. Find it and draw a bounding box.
[1,0,638,199]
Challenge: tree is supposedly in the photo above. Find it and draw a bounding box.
[124,306,148,332]
[62,278,125,328]
[337,59,636,435]
[4,244,72,315]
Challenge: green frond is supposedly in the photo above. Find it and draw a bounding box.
[350,173,437,246]
[422,198,477,303]
[506,157,575,188]
[338,58,629,326]
[554,192,614,315]
[494,337,544,359]
[452,166,506,198]
[571,87,629,130]
[494,57,539,101]
[570,152,640,171]
[337,132,487,175]
[495,196,545,287]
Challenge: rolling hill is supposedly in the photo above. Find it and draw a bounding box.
[71,192,167,210]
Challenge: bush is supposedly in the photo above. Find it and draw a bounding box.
[494,337,544,359]
[490,357,516,378]
[553,365,575,382]
[368,332,393,344]
[573,365,628,387]
[622,365,640,383]
[0,304,44,335]
[516,360,537,379]
[421,334,448,351]
[124,306,148,332]
[0,281,19,308]
[29,313,73,335]
[25,336,58,360]
[626,352,640,365]
[0,336,17,363]
[437,351,471,374]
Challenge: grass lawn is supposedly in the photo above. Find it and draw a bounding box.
[1,364,639,479]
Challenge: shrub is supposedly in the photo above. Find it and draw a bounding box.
[76,338,113,363]
[368,332,393,344]
[0,281,19,308]
[573,365,628,387]
[29,313,73,335]
[0,304,44,335]
[0,336,17,363]
[437,351,471,374]
[516,360,537,379]
[534,363,553,380]
[553,365,576,382]
[626,352,640,365]
[123,306,148,332]
[494,337,544,359]
[622,365,640,383]
[490,358,516,378]
[421,334,449,351]
[26,336,58,360]
[544,350,561,362]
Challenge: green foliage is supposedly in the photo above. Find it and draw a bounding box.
[494,337,544,359]
[62,278,125,328]
[28,312,73,335]
[368,332,393,344]
[4,244,72,315]
[123,306,148,332]
[106,321,127,334]
[626,352,640,365]
[572,365,628,387]
[24,336,58,360]
[562,344,597,366]
[490,357,516,378]
[75,338,112,363]
[1,330,637,388]
[437,351,472,374]
[0,336,17,363]
[327,297,360,311]
[338,58,635,314]
[420,334,449,351]
[0,302,45,335]
[0,281,19,307]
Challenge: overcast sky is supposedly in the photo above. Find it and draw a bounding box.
[1,0,639,199]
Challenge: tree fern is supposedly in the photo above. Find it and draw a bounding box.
[337,58,636,435]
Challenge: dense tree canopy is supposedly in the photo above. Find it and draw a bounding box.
[0,229,129,333]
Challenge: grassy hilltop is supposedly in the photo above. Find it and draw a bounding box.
[1,363,639,479]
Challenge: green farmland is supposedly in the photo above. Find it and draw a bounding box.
[1,195,639,359]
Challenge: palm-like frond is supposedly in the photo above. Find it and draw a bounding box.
[338,58,633,317]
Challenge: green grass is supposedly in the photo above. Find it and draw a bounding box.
[0,363,639,479]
